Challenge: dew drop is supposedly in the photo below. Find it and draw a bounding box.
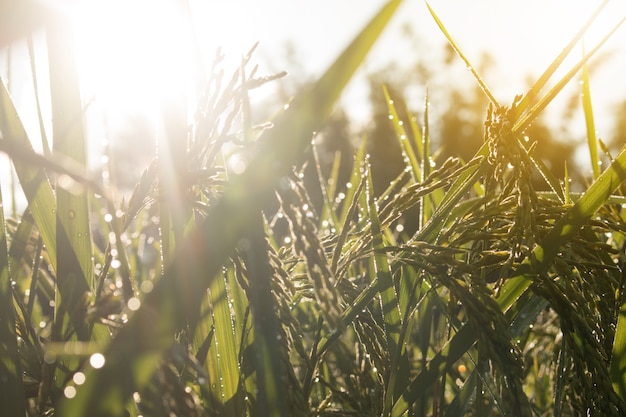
[64,386,77,399]
[68,210,76,219]
[73,372,86,385]
[127,297,141,311]
[90,353,105,369]
[140,281,154,294]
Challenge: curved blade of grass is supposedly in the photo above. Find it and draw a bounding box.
[581,49,600,180]
[331,174,366,274]
[393,143,626,416]
[339,136,368,225]
[513,0,609,119]
[61,2,403,415]
[425,2,498,107]
[528,150,565,203]
[0,185,26,417]
[312,142,340,227]
[384,85,421,182]
[0,80,57,268]
[564,161,571,205]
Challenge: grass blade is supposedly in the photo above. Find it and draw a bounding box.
[425,2,498,107]
[581,47,600,179]
[612,280,626,401]
[383,85,421,182]
[0,80,57,269]
[0,184,26,417]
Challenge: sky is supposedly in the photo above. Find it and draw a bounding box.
[67,0,626,153]
[1,0,626,212]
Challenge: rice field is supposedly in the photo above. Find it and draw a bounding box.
[1,1,626,416]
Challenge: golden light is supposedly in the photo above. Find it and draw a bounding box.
[69,0,265,119]
[71,0,194,117]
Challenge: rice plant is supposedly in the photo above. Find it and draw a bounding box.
[1,0,626,416]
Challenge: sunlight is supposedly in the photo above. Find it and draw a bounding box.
[70,0,265,119]
[71,0,193,119]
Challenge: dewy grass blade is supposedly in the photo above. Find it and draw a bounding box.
[243,217,289,416]
[313,142,340,227]
[581,50,600,180]
[564,161,572,205]
[339,136,368,225]
[47,10,95,342]
[0,184,26,417]
[425,2,499,107]
[61,2,403,415]
[611,273,626,401]
[514,0,609,119]
[384,85,421,182]
[208,273,245,415]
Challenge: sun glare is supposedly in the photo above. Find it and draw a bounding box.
[71,0,264,117]
[72,0,193,119]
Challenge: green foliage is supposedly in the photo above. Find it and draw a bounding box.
[2,1,626,416]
